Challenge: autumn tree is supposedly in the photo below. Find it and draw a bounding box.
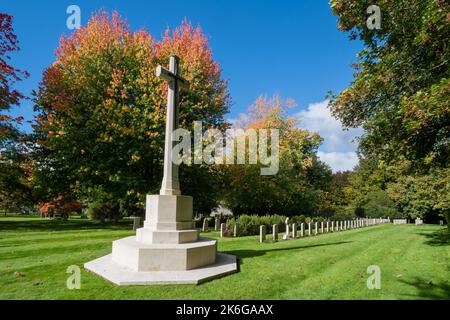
[0,13,32,212]
[33,11,230,215]
[0,13,29,141]
[222,95,330,216]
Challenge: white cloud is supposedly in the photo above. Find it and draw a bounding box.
[296,100,363,152]
[317,151,359,172]
[296,100,363,172]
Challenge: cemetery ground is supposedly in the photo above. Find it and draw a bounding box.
[0,216,449,300]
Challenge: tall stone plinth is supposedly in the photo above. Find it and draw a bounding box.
[85,195,237,285]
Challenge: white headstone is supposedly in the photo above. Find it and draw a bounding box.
[133,217,141,231]
[283,218,290,240]
[202,218,209,232]
[215,218,220,231]
[220,223,226,238]
[292,223,297,239]
[260,225,266,243]
[273,224,278,242]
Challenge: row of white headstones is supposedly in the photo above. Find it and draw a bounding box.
[212,218,390,242]
[393,218,424,225]
[258,218,391,243]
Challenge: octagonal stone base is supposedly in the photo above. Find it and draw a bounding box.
[84,252,237,285]
[111,236,217,271]
[84,194,238,285]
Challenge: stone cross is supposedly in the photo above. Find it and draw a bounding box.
[156,55,190,196]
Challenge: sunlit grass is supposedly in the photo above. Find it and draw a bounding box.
[0,216,449,299]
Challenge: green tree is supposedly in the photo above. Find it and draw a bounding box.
[329,0,449,172]
[362,190,399,219]
[387,168,449,223]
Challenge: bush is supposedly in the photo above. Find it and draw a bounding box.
[291,215,306,225]
[87,202,121,223]
[229,214,331,237]
[229,214,286,236]
[334,206,356,221]
[444,210,450,232]
[363,190,399,218]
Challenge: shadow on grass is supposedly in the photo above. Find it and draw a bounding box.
[225,241,352,265]
[399,277,450,300]
[417,228,450,247]
[0,218,133,233]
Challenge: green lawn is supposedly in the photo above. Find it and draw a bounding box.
[0,216,449,300]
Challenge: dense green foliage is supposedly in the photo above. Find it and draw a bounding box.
[228,214,335,237]
[330,0,449,224]
[330,0,449,171]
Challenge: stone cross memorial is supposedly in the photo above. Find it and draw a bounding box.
[84,56,237,285]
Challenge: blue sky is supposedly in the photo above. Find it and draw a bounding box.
[2,0,363,171]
